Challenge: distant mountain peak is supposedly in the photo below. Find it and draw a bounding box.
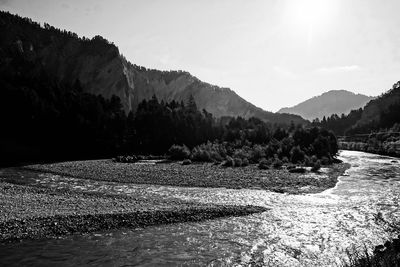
[278,90,374,120]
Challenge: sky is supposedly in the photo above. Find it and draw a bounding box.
[1,0,400,112]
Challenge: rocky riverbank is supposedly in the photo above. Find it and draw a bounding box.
[25,160,350,194]
[0,182,267,243]
[0,159,349,243]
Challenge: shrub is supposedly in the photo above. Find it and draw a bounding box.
[242,158,249,167]
[250,145,266,163]
[258,158,270,170]
[290,146,305,163]
[311,160,321,172]
[273,158,283,169]
[311,155,318,161]
[168,144,190,160]
[210,151,223,162]
[321,156,331,165]
[182,159,192,165]
[304,156,313,167]
[191,142,224,162]
[191,147,212,162]
[222,156,234,167]
[233,147,251,161]
[233,157,242,167]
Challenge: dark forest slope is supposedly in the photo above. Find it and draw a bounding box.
[0,11,305,125]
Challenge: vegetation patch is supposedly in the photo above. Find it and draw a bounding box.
[343,236,400,267]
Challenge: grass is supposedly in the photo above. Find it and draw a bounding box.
[342,241,400,267]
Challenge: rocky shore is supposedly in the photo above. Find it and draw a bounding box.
[25,160,350,194]
[0,182,267,243]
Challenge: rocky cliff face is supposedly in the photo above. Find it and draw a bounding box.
[0,11,305,124]
[278,90,374,120]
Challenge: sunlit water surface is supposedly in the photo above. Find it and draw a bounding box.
[0,151,399,266]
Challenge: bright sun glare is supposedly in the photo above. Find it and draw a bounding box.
[284,0,337,42]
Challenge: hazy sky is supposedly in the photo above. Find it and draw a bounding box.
[2,0,400,111]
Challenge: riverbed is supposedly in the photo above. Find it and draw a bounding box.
[0,151,399,266]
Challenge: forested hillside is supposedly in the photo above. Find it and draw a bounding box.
[312,81,400,136]
[0,11,305,125]
[310,81,400,157]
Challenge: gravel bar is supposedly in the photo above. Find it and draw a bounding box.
[25,160,351,194]
[0,182,267,243]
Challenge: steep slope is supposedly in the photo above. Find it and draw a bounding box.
[350,81,400,132]
[278,90,374,120]
[0,11,305,125]
[311,81,400,135]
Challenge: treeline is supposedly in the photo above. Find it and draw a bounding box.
[0,10,116,48]
[0,10,120,63]
[339,124,400,157]
[0,56,339,165]
[164,125,338,169]
[132,96,338,166]
[131,95,219,153]
[311,108,363,136]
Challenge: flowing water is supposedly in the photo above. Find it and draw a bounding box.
[0,151,399,266]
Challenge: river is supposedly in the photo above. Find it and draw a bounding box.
[0,151,399,266]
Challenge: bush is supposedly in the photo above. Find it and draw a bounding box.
[321,156,331,165]
[273,158,283,169]
[191,142,224,162]
[182,159,192,165]
[304,156,312,167]
[311,155,318,163]
[258,158,270,170]
[290,146,305,163]
[341,237,400,267]
[233,157,242,167]
[250,145,266,163]
[222,156,234,167]
[168,144,190,160]
[311,160,321,172]
[191,147,212,162]
[233,147,251,161]
[210,151,223,162]
[242,158,249,167]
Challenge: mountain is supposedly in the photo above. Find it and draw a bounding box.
[278,90,374,120]
[0,11,305,125]
[311,82,400,135]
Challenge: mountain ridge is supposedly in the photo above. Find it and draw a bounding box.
[0,11,306,125]
[278,90,374,120]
